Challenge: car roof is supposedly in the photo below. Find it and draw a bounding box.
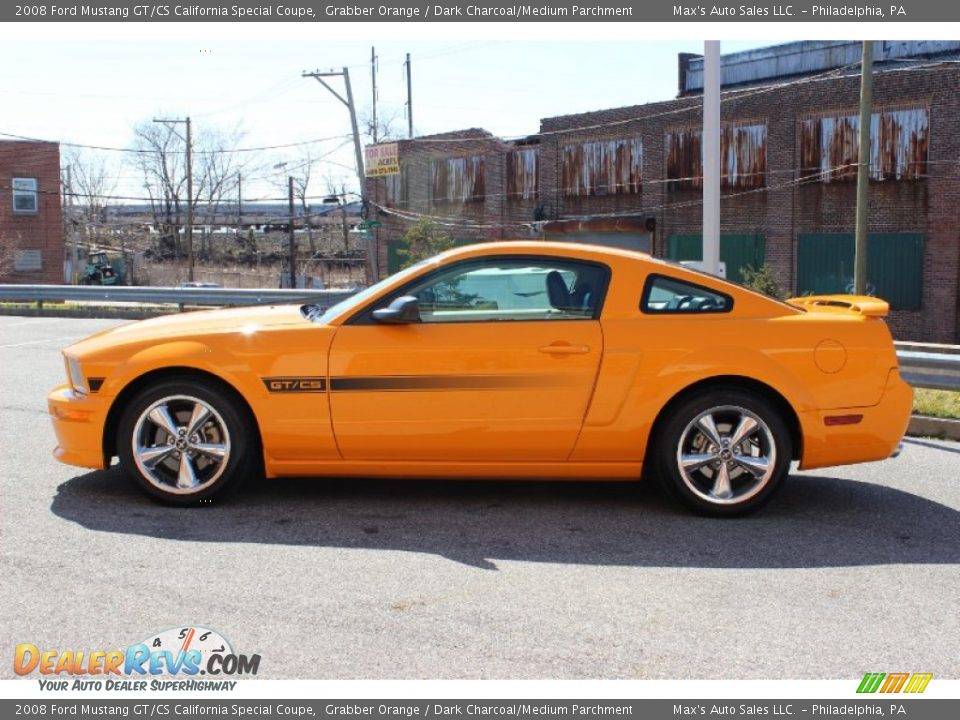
[437,240,654,264]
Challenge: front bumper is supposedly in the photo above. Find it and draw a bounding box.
[799,367,913,470]
[48,384,108,470]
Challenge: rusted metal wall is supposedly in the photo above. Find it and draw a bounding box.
[432,155,485,203]
[800,107,929,182]
[506,147,539,200]
[666,123,767,190]
[561,137,643,197]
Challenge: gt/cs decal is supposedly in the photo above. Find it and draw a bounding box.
[262,377,326,393]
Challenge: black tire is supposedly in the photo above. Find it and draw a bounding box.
[116,378,260,506]
[653,388,792,517]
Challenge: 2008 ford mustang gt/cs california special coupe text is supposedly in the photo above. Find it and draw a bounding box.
[48,242,912,515]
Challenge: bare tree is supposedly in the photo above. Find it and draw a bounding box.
[359,105,405,144]
[324,174,352,253]
[130,120,186,259]
[63,148,118,245]
[129,117,249,262]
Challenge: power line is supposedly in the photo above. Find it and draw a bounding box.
[0,130,352,155]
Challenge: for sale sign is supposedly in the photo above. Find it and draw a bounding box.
[365,142,400,177]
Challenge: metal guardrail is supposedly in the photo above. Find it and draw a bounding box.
[895,343,960,392]
[1,284,958,391]
[0,284,356,310]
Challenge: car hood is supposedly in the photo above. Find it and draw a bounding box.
[66,304,310,356]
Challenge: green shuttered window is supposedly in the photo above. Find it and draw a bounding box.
[797,233,924,311]
[665,234,767,285]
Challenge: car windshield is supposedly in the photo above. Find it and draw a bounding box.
[311,258,434,324]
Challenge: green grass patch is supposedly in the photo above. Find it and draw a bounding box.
[913,388,960,420]
[0,301,76,309]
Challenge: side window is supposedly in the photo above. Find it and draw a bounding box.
[12,178,38,214]
[641,274,732,314]
[402,258,608,323]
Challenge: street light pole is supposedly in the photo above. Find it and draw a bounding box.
[702,40,721,277]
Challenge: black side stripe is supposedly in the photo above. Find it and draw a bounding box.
[263,375,575,393]
[329,375,569,392]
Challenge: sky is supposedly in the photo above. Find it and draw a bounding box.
[0,38,769,202]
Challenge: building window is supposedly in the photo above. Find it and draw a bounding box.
[666,233,767,285]
[561,137,643,197]
[800,108,929,182]
[506,147,539,200]
[665,123,767,191]
[432,156,485,204]
[797,232,924,310]
[12,178,38,214]
[384,162,410,208]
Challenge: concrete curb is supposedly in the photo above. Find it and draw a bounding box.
[907,415,960,441]
[0,307,177,320]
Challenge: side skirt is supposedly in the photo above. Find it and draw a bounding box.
[263,459,643,481]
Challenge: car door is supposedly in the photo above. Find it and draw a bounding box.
[327,255,609,462]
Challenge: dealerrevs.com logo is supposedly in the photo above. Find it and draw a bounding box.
[14,626,260,691]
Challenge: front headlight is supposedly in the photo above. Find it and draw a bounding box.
[64,354,88,396]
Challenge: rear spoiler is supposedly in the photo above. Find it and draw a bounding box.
[786,294,889,318]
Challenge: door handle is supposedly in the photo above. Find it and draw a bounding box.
[538,343,590,355]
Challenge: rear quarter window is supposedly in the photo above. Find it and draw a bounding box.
[641,274,733,314]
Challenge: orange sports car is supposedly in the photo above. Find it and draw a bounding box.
[48,241,912,515]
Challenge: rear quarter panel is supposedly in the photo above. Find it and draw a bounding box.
[570,258,900,463]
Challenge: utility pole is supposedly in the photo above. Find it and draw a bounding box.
[153,116,194,281]
[288,175,296,289]
[405,53,413,139]
[186,116,193,282]
[303,67,378,282]
[702,41,721,276]
[854,40,874,296]
[371,46,378,144]
[64,165,79,284]
[236,172,242,238]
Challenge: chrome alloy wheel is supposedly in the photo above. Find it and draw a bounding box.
[132,395,231,495]
[675,405,777,506]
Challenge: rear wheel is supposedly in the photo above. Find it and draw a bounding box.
[116,379,258,506]
[654,389,792,516]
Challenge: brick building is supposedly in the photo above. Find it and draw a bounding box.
[366,41,960,343]
[0,141,63,284]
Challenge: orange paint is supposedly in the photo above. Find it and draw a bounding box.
[47,242,911,481]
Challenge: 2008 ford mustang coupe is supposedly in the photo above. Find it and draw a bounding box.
[48,241,911,515]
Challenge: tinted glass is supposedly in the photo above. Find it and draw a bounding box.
[642,275,731,313]
[403,258,608,323]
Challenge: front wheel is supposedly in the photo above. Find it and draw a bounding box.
[654,389,792,516]
[116,379,258,506]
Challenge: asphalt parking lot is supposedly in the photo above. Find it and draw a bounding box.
[1,315,958,679]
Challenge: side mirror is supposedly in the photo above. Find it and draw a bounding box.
[372,295,421,324]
